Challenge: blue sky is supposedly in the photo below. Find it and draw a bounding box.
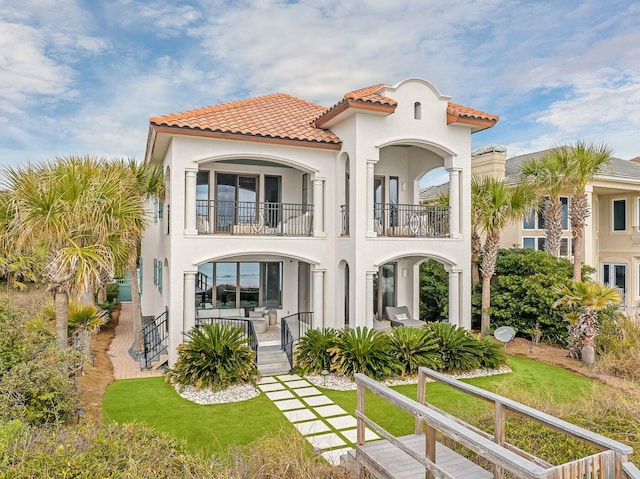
[2,0,639,173]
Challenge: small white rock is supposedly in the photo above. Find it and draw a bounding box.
[174,383,260,404]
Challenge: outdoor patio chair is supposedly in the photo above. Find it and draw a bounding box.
[384,306,425,328]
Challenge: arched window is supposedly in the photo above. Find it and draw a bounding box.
[414,101,422,120]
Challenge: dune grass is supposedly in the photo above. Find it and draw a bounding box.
[103,356,599,457]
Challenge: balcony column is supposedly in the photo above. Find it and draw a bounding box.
[184,168,198,236]
[313,177,325,237]
[365,270,376,327]
[366,160,376,237]
[446,267,462,326]
[312,269,325,328]
[183,271,197,334]
[448,167,461,238]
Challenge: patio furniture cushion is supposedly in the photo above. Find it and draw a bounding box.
[385,306,424,328]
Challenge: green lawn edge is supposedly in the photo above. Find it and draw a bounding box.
[102,356,598,456]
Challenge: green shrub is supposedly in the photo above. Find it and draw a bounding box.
[425,322,481,372]
[329,327,398,380]
[0,421,219,478]
[388,326,442,376]
[0,346,81,425]
[419,259,449,321]
[166,323,258,390]
[106,282,119,303]
[475,335,507,369]
[295,328,338,374]
[472,248,579,343]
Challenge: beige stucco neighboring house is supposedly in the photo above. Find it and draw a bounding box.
[424,145,640,310]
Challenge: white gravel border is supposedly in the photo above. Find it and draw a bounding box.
[174,383,260,404]
[305,365,512,391]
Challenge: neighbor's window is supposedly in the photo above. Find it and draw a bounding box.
[613,199,626,231]
[414,102,422,119]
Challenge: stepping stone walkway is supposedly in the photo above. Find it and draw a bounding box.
[258,374,380,465]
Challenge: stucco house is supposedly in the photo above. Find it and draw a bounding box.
[140,78,498,368]
[429,145,640,310]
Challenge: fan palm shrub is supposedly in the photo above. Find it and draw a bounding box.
[166,323,258,390]
[388,326,442,376]
[295,328,338,374]
[475,335,507,369]
[425,322,481,372]
[328,327,398,380]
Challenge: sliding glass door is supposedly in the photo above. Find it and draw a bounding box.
[215,173,258,232]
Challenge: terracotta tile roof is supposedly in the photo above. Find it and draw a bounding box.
[343,84,398,107]
[150,93,341,146]
[447,102,499,123]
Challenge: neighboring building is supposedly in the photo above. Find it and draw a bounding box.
[141,78,498,366]
[428,145,640,309]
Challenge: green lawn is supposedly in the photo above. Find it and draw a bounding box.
[324,356,597,437]
[102,377,293,457]
[103,356,598,456]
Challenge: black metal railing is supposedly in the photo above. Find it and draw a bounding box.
[341,204,349,236]
[281,312,313,369]
[195,316,259,358]
[374,203,449,238]
[166,204,170,234]
[141,307,169,369]
[195,200,313,236]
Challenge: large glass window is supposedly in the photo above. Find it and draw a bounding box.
[199,261,282,309]
[523,197,569,230]
[302,173,309,213]
[264,175,281,227]
[613,199,626,231]
[374,177,384,225]
[373,263,396,317]
[389,177,399,227]
[561,197,569,230]
[215,173,258,230]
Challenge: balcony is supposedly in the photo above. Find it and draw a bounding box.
[374,203,449,238]
[195,200,314,236]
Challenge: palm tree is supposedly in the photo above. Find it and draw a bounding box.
[520,150,571,258]
[1,156,145,348]
[107,159,164,352]
[472,176,536,336]
[563,141,612,281]
[554,281,620,365]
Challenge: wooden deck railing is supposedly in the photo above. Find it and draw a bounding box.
[416,367,635,479]
[354,373,549,479]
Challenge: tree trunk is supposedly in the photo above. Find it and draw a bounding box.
[78,285,95,306]
[581,340,595,366]
[480,272,492,336]
[54,288,69,348]
[97,285,107,303]
[471,229,481,288]
[544,197,563,258]
[572,226,584,281]
[129,256,143,352]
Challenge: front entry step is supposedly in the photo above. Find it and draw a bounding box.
[257,346,290,376]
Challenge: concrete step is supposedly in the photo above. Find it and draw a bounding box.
[150,354,168,370]
[258,344,286,354]
[259,353,289,366]
[258,361,291,376]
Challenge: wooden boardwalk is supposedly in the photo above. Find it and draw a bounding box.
[356,434,492,479]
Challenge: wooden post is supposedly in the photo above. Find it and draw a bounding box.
[416,369,426,434]
[425,425,436,479]
[494,402,505,479]
[357,383,365,446]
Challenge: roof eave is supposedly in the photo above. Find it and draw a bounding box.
[149,124,342,151]
[447,113,499,133]
[314,100,396,128]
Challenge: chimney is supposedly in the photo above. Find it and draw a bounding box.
[471,144,507,179]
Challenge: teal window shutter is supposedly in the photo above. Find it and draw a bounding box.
[153,258,157,286]
[158,262,163,293]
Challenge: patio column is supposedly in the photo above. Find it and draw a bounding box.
[184,168,198,236]
[365,270,376,327]
[448,167,461,238]
[312,269,325,329]
[183,271,196,333]
[366,160,376,237]
[313,177,325,237]
[446,267,462,326]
